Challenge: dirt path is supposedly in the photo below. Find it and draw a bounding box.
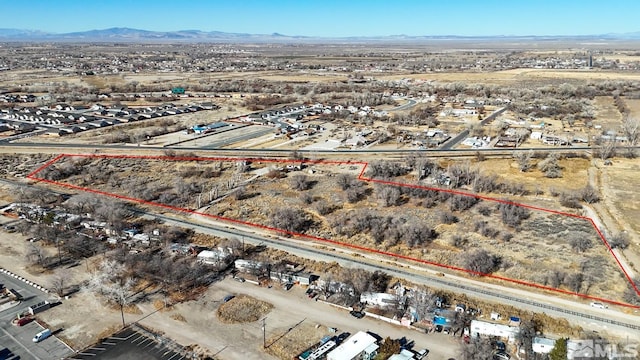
[136,277,460,360]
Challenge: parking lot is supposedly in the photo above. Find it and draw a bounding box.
[69,326,187,360]
[0,272,73,360]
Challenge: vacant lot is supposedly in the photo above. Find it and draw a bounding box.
[33,155,631,302]
[217,295,273,323]
[599,158,640,236]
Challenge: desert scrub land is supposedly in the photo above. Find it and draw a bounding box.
[36,155,630,302]
[0,153,55,179]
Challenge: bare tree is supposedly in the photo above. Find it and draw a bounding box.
[580,185,600,204]
[622,116,639,157]
[290,174,312,191]
[609,232,630,249]
[461,249,501,275]
[50,272,67,297]
[459,337,494,360]
[514,150,533,172]
[26,243,46,266]
[375,185,401,207]
[568,231,594,253]
[86,259,135,328]
[270,207,311,233]
[537,153,562,178]
[596,134,617,161]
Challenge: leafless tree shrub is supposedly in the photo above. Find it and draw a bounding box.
[402,221,437,247]
[476,204,492,216]
[313,200,336,215]
[514,150,534,172]
[270,207,312,233]
[368,160,409,178]
[300,192,313,205]
[608,232,630,249]
[568,231,594,253]
[448,162,479,188]
[290,174,312,191]
[50,272,67,297]
[559,192,582,209]
[449,195,480,211]
[497,203,531,228]
[335,173,354,190]
[449,234,468,248]
[623,280,640,306]
[460,249,501,275]
[375,185,401,207]
[345,182,367,203]
[472,173,499,193]
[439,211,459,225]
[564,272,584,292]
[537,153,563,178]
[580,185,600,204]
[265,169,285,179]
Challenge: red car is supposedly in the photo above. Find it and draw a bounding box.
[16,317,34,326]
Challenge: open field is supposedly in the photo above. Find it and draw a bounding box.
[376,69,640,84]
[624,98,640,119]
[28,154,634,304]
[599,158,640,236]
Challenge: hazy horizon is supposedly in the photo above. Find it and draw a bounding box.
[2,0,639,38]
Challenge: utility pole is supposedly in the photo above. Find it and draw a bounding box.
[262,317,266,348]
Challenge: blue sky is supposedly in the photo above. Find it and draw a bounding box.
[2,0,638,37]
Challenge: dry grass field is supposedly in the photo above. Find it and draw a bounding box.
[594,96,624,130]
[624,98,640,119]
[217,295,273,324]
[35,155,630,302]
[599,158,640,235]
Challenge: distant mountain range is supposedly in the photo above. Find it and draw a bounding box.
[1,27,640,43]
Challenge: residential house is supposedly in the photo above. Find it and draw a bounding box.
[469,320,520,343]
[360,292,398,307]
[532,337,556,355]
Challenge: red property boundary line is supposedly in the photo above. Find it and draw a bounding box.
[26,154,640,308]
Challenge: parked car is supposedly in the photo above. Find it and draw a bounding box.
[349,310,365,319]
[223,295,235,303]
[234,277,245,283]
[16,317,34,326]
[32,329,52,343]
[337,332,351,344]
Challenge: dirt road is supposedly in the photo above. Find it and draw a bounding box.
[138,277,461,360]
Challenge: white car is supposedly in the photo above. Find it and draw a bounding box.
[590,302,608,309]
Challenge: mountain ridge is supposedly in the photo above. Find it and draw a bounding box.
[0,27,639,42]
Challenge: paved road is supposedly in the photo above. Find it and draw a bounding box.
[440,107,507,150]
[191,126,274,149]
[0,273,73,360]
[137,211,640,339]
[388,98,418,112]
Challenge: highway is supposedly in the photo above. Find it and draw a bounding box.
[138,210,640,337]
[1,141,631,159]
